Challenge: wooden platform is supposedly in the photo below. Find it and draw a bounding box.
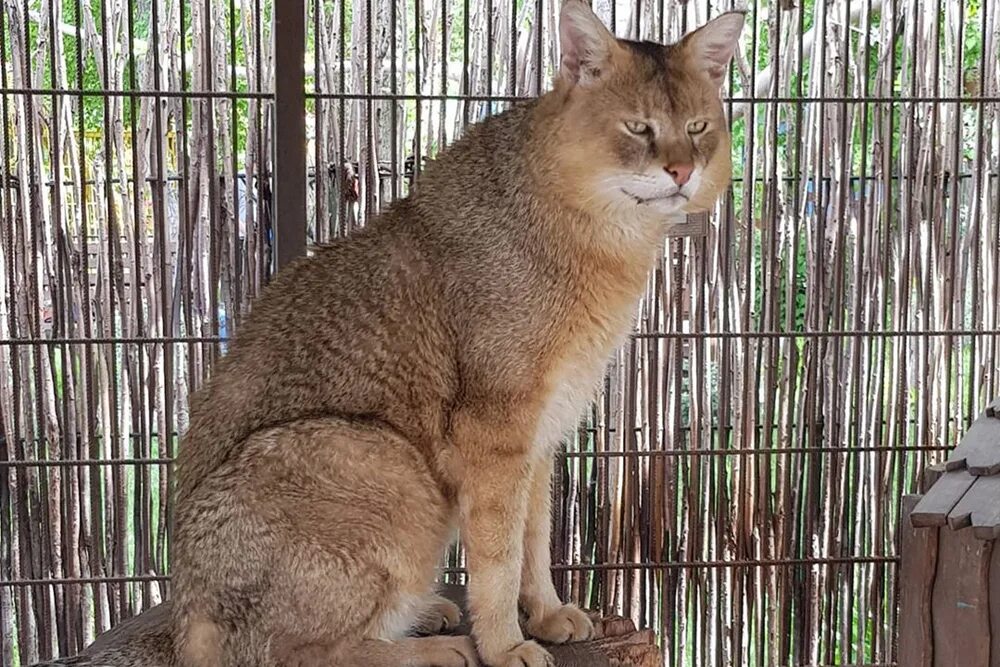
[900,399,1000,667]
[31,583,662,666]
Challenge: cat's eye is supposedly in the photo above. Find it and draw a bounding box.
[687,120,708,135]
[624,120,651,135]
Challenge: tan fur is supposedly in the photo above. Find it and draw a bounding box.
[168,3,743,667]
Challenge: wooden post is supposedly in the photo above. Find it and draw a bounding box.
[899,494,937,667]
[273,0,307,271]
[899,420,1000,667]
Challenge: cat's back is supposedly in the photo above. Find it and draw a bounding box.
[176,101,546,500]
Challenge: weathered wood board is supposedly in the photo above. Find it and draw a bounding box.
[946,474,1000,540]
[946,413,1000,476]
[930,519,992,667]
[992,544,1000,667]
[911,469,977,527]
[898,495,937,667]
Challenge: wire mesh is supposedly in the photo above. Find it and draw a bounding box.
[2,0,999,666]
[0,0,273,663]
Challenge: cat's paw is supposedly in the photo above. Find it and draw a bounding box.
[414,593,464,634]
[526,603,594,644]
[414,635,480,667]
[489,640,554,667]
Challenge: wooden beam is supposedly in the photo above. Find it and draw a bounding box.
[899,494,937,667]
[946,475,1000,540]
[911,469,978,527]
[931,522,992,667]
[273,0,307,272]
[946,413,1000,476]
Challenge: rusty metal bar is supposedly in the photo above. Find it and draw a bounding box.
[0,555,901,588]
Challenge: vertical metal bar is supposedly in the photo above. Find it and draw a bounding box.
[178,0,195,433]
[274,0,307,270]
[72,0,96,648]
[848,0,875,661]
[739,5,759,666]
[968,0,990,426]
[338,0,349,229]
[938,3,965,460]
[717,0,737,660]
[313,0,325,242]
[461,0,470,128]
[925,0,943,450]
[883,2,904,662]
[533,0,542,95]
[486,0,494,100]
[229,0,241,324]
[0,0,26,661]
[944,1,965,439]
[124,0,151,613]
[45,1,68,652]
[508,0,516,96]
[97,0,119,630]
[149,0,173,587]
[440,0,448,149]
[366,0,375,216]
[254,0,266,287]
[762,4,784,665]
[390,0,400,200]
[22,0,48,650]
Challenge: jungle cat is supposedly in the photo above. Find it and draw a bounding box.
[34,2,743,666]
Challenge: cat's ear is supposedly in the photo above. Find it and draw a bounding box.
[559,0,617,86]
[680,11,745,89]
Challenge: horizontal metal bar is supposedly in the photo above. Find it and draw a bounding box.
[307,92,1000,104]
[2,329,999,348]
[456,555,898,573]
[0,86,271,100]
[556,555,899,571]
[0,336,225,346]
[1,458,173,468]
[5,419,961,445]
[1,90,982,106]
[0,445,947,469]
[559,445,948,458]
[633,328,1000,340]
[0,556,897,587]
[1,575,169,587]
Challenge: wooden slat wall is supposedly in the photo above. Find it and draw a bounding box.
[899,494,999,667]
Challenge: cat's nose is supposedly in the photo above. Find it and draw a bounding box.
[665,162,693,187]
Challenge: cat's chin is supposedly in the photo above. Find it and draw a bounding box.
[631,196,690,219]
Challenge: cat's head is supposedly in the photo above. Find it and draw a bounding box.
[549,1,743,221]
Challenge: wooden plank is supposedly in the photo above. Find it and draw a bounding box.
[947,475,1000,540]
[899,494,938,667]
[912,469,978,527]
[922,463,948,493]
[991,542,1000,667]
[932,522,992,667]
[946,414,1000,476]
[44,588,656,667]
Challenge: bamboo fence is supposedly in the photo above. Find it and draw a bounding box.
[2,1,998,666]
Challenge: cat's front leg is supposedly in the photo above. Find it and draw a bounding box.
[453,410,554,667]
[519,454,594,644]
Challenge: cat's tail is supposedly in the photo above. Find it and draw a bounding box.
[26,618,273,667]
[174,611,278,667]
